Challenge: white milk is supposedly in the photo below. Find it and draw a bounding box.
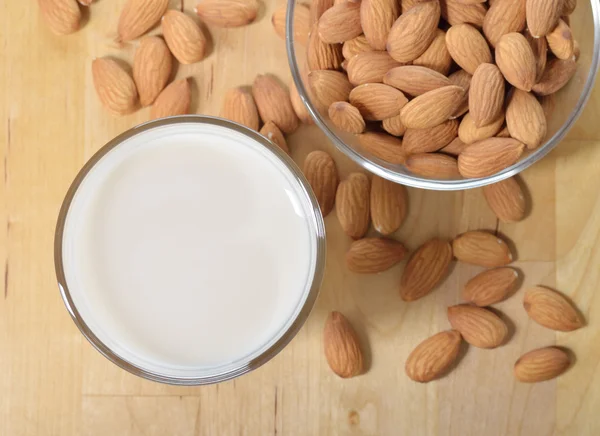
[61,122,318,379]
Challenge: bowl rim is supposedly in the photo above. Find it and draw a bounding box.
[286,1,600,191]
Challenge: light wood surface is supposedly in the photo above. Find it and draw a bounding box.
[1,0,599,435]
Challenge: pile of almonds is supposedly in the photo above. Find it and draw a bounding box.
[302,0,580,179]
[40,0,586,386]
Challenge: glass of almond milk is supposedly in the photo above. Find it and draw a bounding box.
[55,116,325,385]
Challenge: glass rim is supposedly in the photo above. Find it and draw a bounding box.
[286,0,600,191]
[54,115,327,385]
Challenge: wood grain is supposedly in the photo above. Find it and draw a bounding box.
[0,0,599,435]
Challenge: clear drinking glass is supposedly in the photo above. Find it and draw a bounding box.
[286,0,600,190]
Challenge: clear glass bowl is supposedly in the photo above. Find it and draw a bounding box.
[286,0,600,190]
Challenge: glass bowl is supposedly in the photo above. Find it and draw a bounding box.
[286,0,600,190]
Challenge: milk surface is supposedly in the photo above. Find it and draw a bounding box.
[61,122,316,377]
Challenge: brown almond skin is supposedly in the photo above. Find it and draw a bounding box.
[303,151,339,217]
[382,113,407,136]
[328,101,366,134]
[162,10,207,65]
[133,36,172,107]
[405,330,462,383]
[307,23,344,71]
[310,0,334,24]
[39,0,81,35]
[118,0,168,42]
[195,0,258,28]
[308,70,354,110]
[525,29,548,82]
[386,0,441,63]
[318,2,362,43]
[349,84,408,121]
[342,35,373,59]
[495,32,537,91]
[447,304,508,348]
[448,69,472,118]
[405,153,461,179]
[440,0,486,27]
[483,0,526,47]
[446,24,493,75]
[458,112,505,145]
[347,51,402,85]
[404,120,459,154]
[370,176,408,235]
[413,29,453,75]
[290,80,314,124]
[457,137,525,178]
[532,58,578,96]
[441,137,470,156]
[400,85,465,129]
[452,230,513,267]
[260,121,288,154]
[361,0,400,50]
[514,347,571,383]
[346,238,407,273]
[150,78,191,120]
[252,74,299,134]
[336,173,371,239]
[384,65,452,97]
[400,238,453,301]
[469,63,505,127]
[92,58,138,116]
[526,0,562,37]
[483,176,526,222]
[357,132,406,165]
[546,19,574,60]
[506,89,547,150]
[323,311,364,378]
[272,3,310,45]
[220,87,260,131]
[523,286,584,331]
[463,267,519,306]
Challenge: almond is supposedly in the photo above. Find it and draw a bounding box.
[546,19,574,60]
[349,84,408,121]
[401,0,422,12]
[133,36,172,107]
[318,2,362,43]
[336,173,371,239]
[272,3,310,45]
[310,0,335,24]
[404,120,459,154]
[303,150,339,217]
[92,58,138,116]
[445,24,492,75]
[162,10,207,65]
[469,63,505,127]
[384,65,452,97]
[448,69,471,118]
[39,0,81,35]
[526,0,562,37]
[514,347,571,383]
[308,69,354,110]
[525,29,548,82]
[290,80,314,124]
[118,0,168,42]
[323,311,364,378]
[346,238,407,273]
[532,57,577,95]
[195,0,258,27]
[405,330,462,383]
[440,0,486,27]
[483,0,526,47]
[220,87,260,131]
[441,136,470,155]
[483,176,526,222]
[252,74,299,134]
[496,125,511,137]
[400,238,453,301]
[562,0,577,15]
[328,101,366,134]
[382,114,407,137]
[452,230,513,267]
[458,112,504,144]
[361,0,399,50]
[495,32,537,91]
[540,93,556,119]
[447,304,508,348]
[405,153,461,178]
[357,132,406,164]
[342,35,373,59]
[506,89,547,149]
[78,0,92,5]
[150,78,191,119]
[413,29,453,75]
[260,121,289,154]
[457,137,525,178]
[399,85,465,129]
[370,176,408,235]
[346,51,402,85]
[307,23,344,71]
[523,286,584,331]
[463,267,519,306]
[386,0,440,62]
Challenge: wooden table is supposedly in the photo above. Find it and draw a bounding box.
[1,1,599,435]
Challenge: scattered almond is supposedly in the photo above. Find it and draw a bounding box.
[506,89,547,149]
[220,87,260,131]
[452,230,513,267]
[413,29,453,75]
[272,3,310,45]
[526,0,562,37]
[445,23,492,75]
[384,65,452,97]
[303,150,339,217]
[252,74,299,134]
[457,137,525,178]
[546,19,574,60]
[318,1,362,43]
[290,80,314,124]
[162,10,207,64]
[469,63,505,127]
[447,304,508,348]
[406,153,461,178]
[370,176,408,235]
[133,36,172,107]
[346,238,407,273]
[495,32,536,91]
[323,311,364,378]
[400,238,453,301]
[463,267,519,306]
[514,346,571,382]
[349,83,408,121]
[336,173,371,239]
[483,176,526,222]
[346,51,402,85]
[358,132,407,164]
[260,121,289,154]
[523,286,584,331]
[404,120,459,154]
[150,78,191,120]
[405,330,462,382]
[328,101,366,134]
[399,85,464,129]
[39,0,81,35]
[195,0,258,28]
[92,57,138,116]
[117,0,168,42]
[360,0,399,50]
